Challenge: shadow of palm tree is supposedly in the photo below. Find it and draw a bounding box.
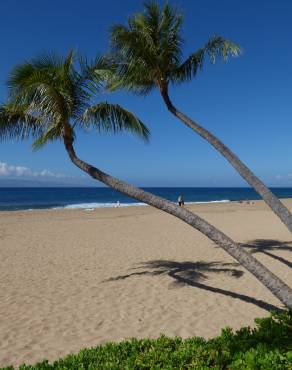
[104,260,283,313]
[240,239,292,269]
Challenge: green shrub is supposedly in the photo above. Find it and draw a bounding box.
[2,311,292,369]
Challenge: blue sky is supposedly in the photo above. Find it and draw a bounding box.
[0,0,291,187]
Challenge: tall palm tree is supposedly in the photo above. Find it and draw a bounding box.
[1,52,292,310]
[109,1,292,233]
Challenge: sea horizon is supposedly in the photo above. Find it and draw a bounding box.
[1,186,292,211]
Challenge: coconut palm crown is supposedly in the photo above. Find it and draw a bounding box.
[110,1,240,94]
[0,51,150,149]
[110,1,292,233]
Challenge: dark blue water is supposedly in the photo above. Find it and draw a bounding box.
[1,187,292,211]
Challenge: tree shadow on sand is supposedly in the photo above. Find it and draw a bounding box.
[239,239,292,269]
[104,260,283,313]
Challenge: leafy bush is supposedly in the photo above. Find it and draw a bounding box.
[2,311,292,369]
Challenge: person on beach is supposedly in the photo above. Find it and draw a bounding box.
[178,195,184,207]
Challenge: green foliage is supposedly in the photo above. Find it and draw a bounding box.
[0,50,150,148]
[110,1,240,94]
[2,312,292,369]
[80,102,149,141]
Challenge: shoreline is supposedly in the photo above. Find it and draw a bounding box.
[0,199,229,213]
[1,197,291,213]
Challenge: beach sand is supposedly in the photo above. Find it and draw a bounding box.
[1,199,292,367]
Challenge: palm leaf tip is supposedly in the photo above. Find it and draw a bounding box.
[207,36,241,62]
[81,103,150,142]
[31,124,63,151]
[172,35,241,83]
[0,103,43,141]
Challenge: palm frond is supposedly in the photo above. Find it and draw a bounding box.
[173,36,241,83]
[110,2,240,91]
[32,123,63,150]
[63,50,75,75]
[16,79,65,123]
[0,103,45,141]
[2,51,150,150]
[7,56,76,123]
[7,53,64,96]
[206,36,241,62]
[110,23,160,95]
[79,102,150,141]
[110,1,185,93]
[78,54,114,93]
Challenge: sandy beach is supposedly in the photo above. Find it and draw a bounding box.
[1,199,292,367]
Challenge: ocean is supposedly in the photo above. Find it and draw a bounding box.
[1,187,292,212]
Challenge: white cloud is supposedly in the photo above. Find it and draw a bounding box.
[0,161,73,179]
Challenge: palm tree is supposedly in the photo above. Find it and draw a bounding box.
[109,1,292,233]
[1,52,292,310]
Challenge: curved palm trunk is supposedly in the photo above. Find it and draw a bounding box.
[160,87,292,233]
[63,131,292,310]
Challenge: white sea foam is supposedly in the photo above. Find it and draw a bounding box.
[52,199,230,210]
[186,199,230,205]
[61,202,147,209]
